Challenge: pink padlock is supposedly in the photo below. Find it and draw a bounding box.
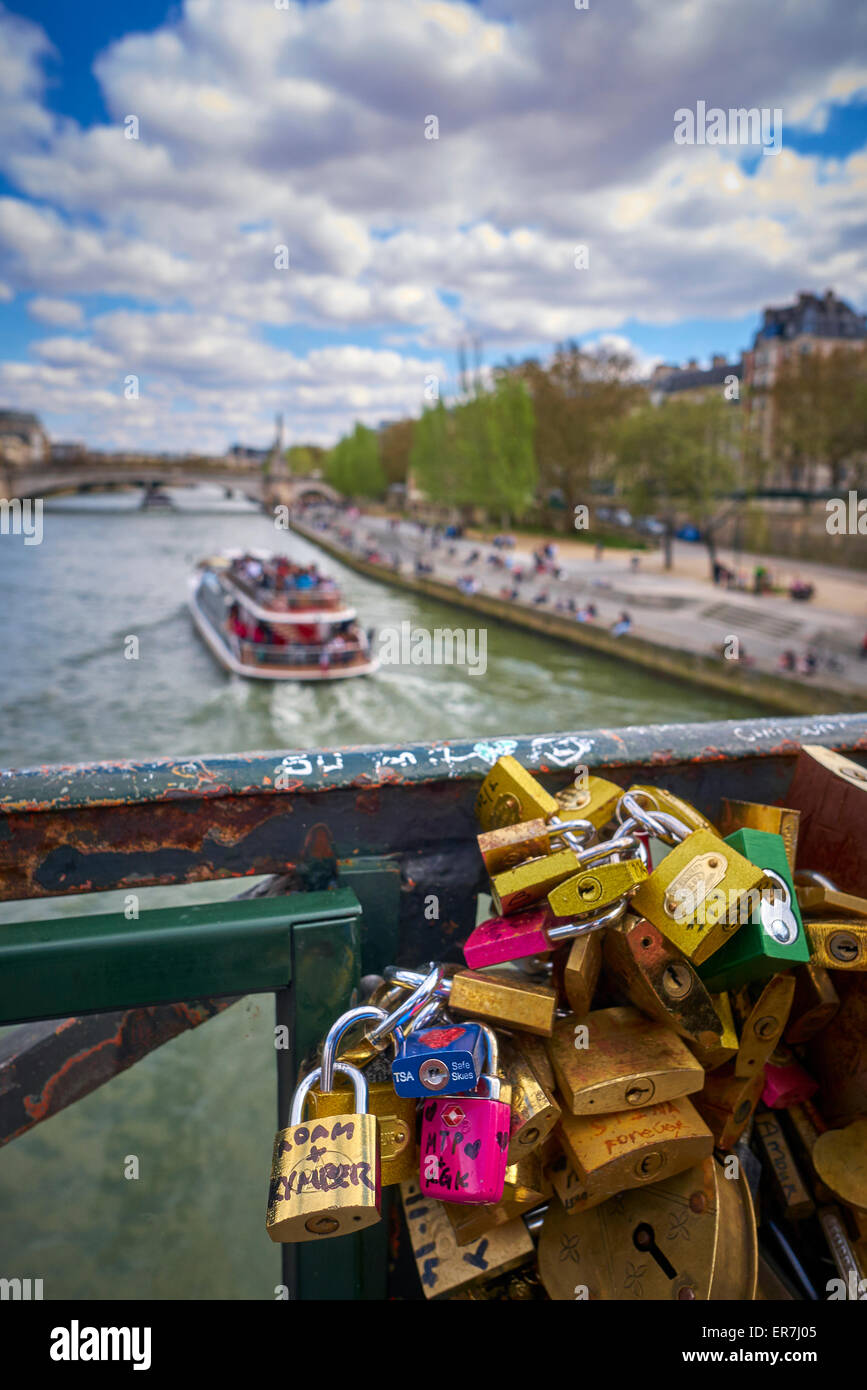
[464,899,627,969]
[762,1049,817,1109]
[419,1025,510,1204]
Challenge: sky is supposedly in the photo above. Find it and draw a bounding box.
[0,0,865,454]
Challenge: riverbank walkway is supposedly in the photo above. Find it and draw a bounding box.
[297,508,867,709]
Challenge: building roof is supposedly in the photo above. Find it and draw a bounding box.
[755,289,867,345]
[655,362,742,395]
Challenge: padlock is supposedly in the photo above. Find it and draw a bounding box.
[392,1017,487,1098]
[732,974,796,1079]
[475,755,561,830]
[806,973,867,1126]
[386,963,558,1037]
[266,1062,381,1243]
[548,1005,705,1114]
[761,1046,817,1109]
[556,1094,714,1202]
[400,1179,534,1299]
[338,965,443,1067]
[499,1033,561,1161]
[561,929,604,1018]
[537,1156,757,1300]
[812,1120,867,1217]
[306,1006,417,1185]
[719,798,800,871]
[784,961,840,1045]
[630,828,766,966]
[476,816,595,877]
[795,870,867,920]
[442,1156,550,1244]
[464,898,623,970]
[692,1063,764,1149]
[785,744,867,898]
[554,770,623,827]
[510,1029,558,1095]
[603,914,723,1049]
[753,1109,815,1220]
[419,1025,511,1204]
[805,920,867,971]
[546,859,647,923]
[489,846,587,915]
[627,784,719,836]
[541,1137,613,1216]
[688,990,739,1069]
[698,830,809,991]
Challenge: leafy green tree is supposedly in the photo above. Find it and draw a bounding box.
[612,395,744,574]
[324,423,386,499]
[771,343,867,490]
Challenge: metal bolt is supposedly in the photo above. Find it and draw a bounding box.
[689,1192,706,1214]
[829,932,860,963]
[677,1286,696,1300]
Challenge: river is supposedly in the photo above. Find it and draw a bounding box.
[0,490,763,1298]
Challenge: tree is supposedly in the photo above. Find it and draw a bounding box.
[325,423,386,499]
[612,395,744,574]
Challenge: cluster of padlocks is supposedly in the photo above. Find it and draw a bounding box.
[265,745,867,1300]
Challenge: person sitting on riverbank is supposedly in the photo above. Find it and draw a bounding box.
[610,611,632,636]
[576,603,597,622]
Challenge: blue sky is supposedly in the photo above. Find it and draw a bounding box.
[1,0,865,452]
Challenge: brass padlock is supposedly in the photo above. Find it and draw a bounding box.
[555,772,623,827]
[477,819,554,876]
[542,1139,612,1217]
[547,859,647,922]
[784,962,840,1045]
[628,784,718,836]
[547,1006,705,1115]
[805,920,867,972]
[400,1178,534,1298]
[556,1094,714,1202]
[603,914,723,1049]
[719,798,800,871]
[812,1120,867,1217]
[692,1063,764,1149]
[630,829,766,966]
[510,1029,558,1095]
[499,1034,561,1161]
[448,968,557,1037]
[490,847,583,915]
[475,756,560,830]
[537,1155,757,1300]
[795,872,867,920]
[561,930,603,1018]
[266,1063,381,1242]
[305,1004,417,1185]
[688,991,739,1070]
[753,1110,814,1220]
[732,974,796,1080]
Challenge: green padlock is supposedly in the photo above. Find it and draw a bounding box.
[698,828,809,992]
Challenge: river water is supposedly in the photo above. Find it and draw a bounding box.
[0,491,762,1298]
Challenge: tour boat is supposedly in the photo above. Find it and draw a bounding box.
[188,548,378,680]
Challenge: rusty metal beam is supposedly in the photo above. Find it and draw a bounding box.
[1,715,866,901]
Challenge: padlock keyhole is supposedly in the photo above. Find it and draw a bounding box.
[632,1222,677,1280]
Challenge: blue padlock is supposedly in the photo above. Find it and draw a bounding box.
[392,1017,486,1097]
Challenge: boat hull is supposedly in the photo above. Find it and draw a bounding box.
[187,577,378,682]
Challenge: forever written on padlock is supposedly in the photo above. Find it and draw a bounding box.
[266,1062,381,1243]
[556,1094,714,1201]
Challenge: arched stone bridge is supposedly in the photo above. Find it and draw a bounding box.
[0,454,341,509]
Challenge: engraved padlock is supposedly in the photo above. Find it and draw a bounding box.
[266,1061,381,1243]
[307,1006,417,1185]
[419,1025,511,1204]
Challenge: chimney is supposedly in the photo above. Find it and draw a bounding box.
[687,358,698,369]
[712,354,727,367]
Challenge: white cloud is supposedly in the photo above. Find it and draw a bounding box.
[28,296,85,327]
[0,0,864,450]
